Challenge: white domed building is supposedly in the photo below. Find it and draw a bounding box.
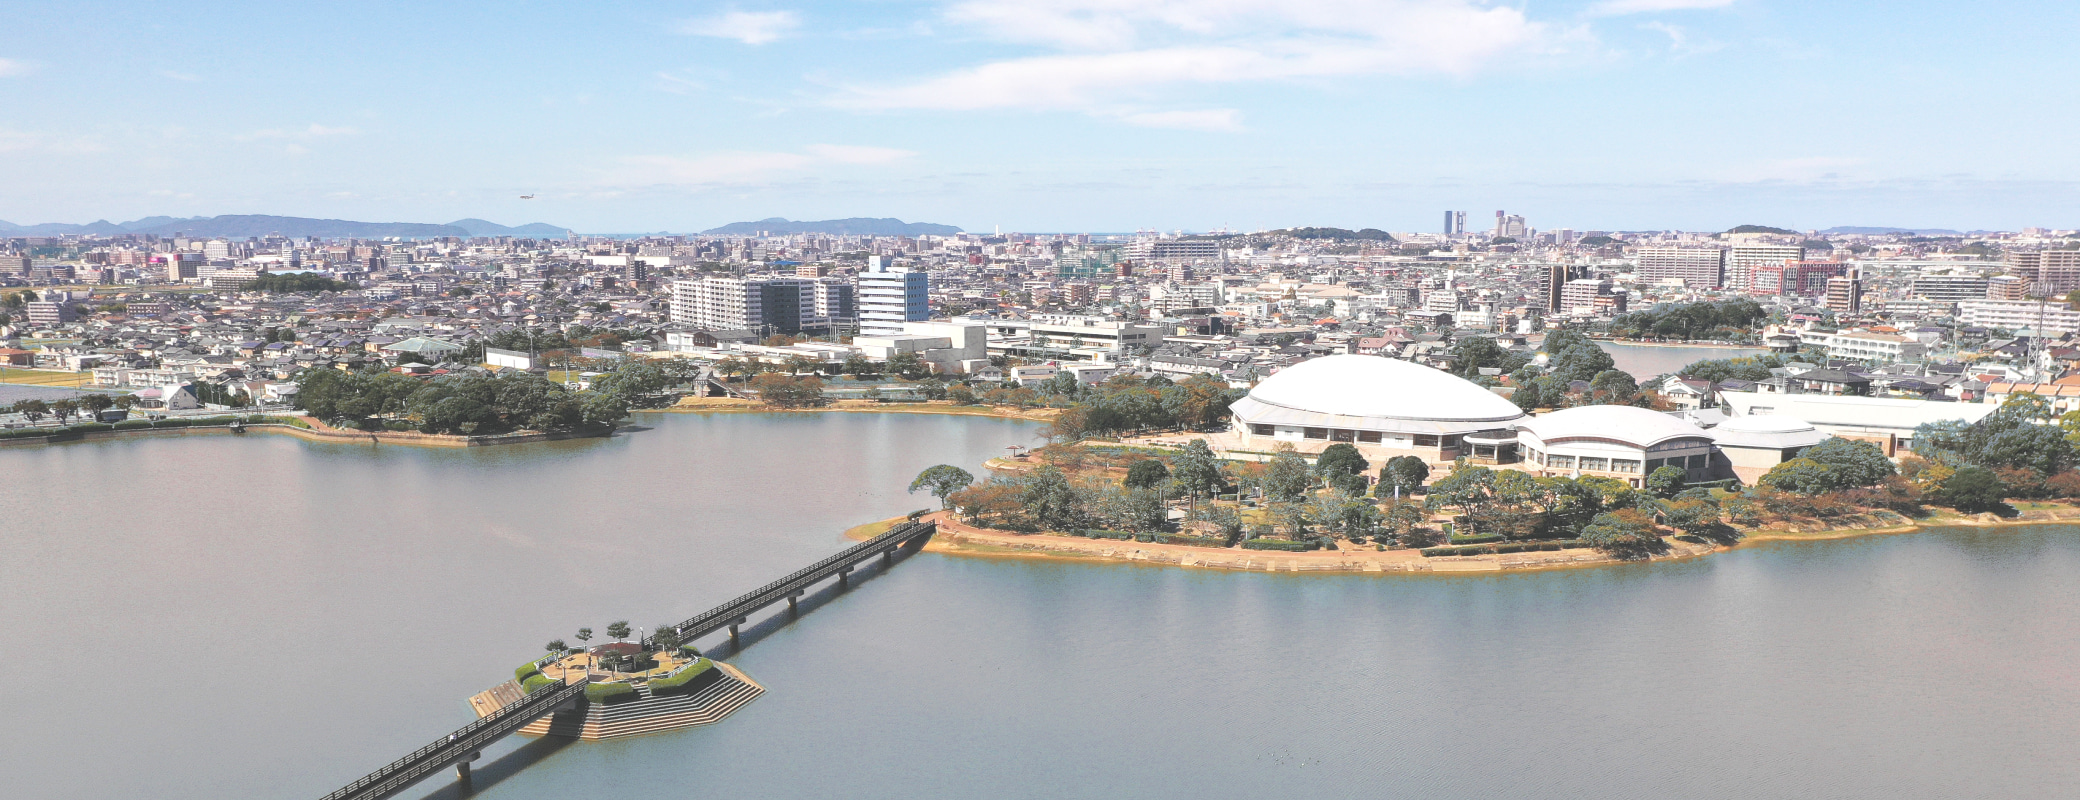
[1709,414,1831,483]
[1517,405,1718,487]
[1228,355,1526,462]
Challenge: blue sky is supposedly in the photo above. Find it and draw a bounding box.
[2,0,2075,233]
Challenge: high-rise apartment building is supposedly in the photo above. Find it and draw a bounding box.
[669,275,825,335]
[2037,250,2080,295]
[1825,273,1863,314]
[1750,261,1845,296]
[1987,275,2029,301]
[813,278,856,329]
[858,259,930,336]
[1724,245,1805,292]
[1560,278,1611,314]
[1909,274,1991,302]
[1542,264,1571,314]
[1636,247,1724,289]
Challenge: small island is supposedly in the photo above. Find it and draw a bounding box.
[471,622,763,741]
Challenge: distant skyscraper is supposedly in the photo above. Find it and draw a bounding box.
[1543,264,1570,314]
[1443,210,1466,235]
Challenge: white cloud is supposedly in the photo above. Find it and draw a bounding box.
[1119,108,1241,131]
[615,144,916,186]
[0,58,34,77]
[678,10,801,45]
[1639,21,1723,56]
[1722,156,1867,183]
[0,126,106,154]
[159,69,200,82]
[655,71,707,95]
[235,123,360,142]
[803,143,917,164]
[1587,0,1735,17]
[837,1,1556,112]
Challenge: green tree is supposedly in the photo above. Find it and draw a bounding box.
[1019,466,1087,531]
[80,394,114,414]
[909,464,977,509]
[1123,459,1170,490]
[575,627,593,644]
[12,399,49,424]
[1578,509,1664,558]
[1260,445,1315,502]
[1802,437,1895,487]
[1381,501,1427,545]
[545,639,567,653]
[1759,457,1842,495]
[1376,456,1430,498]
[605,621,631,642]
[1587,369,1638,403]
[1933,466,2006,513]
[1645,465,1688,498]
[1314,443,1369,482]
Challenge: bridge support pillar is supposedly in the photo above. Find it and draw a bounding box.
[788,591,802,617]
[728,622,740,647]
[882,548,894,565]
[838,566,852,589]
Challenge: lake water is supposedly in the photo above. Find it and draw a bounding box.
[5,413,2080,799]
[1599,342,1770,381]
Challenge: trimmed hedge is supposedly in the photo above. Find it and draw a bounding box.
[1152,534,1227,547]
[112,420,152,430]
[1448,534,1505,545]
[648,658,722,697]
[584,681,639,705]
[152,419,192,428]
[1082,529,1136,540]
[1421,545,1496,557]
[520,673,554,693]
[1242,538,1312,551]
[515,662,543,682]
[69,422,112,432]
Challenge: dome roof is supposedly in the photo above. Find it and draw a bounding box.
[1517,405,1713,449]
[1239,355,1524,424]
[1711,413,1831,449]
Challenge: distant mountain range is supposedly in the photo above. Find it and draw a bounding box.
[0,215,570,239]
[701,217,961,236]
[1819,226,1966,236]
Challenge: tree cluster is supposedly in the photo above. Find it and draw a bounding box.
[1047,373,1245,440]
[1605,300,1767,342]
[296,366,631,434]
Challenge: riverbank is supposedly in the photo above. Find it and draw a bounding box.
[1587,338,1765,350]
[665,396,1060,423]
[0,416,613,449]
[845,504,2080,575]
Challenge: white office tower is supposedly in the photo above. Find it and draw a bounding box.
[858,258,930,336]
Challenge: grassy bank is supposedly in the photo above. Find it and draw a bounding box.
[665,397,1058,422]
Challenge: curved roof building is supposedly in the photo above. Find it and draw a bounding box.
[1517,405,1717,486]
[1228,355,1524,460]
[1711,414,1833,482]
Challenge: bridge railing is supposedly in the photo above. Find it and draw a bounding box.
[650,520,934,646]
[318,676,586,800]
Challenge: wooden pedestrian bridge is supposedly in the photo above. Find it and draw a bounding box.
[317,519,937,800]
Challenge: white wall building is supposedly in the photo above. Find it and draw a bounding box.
[1957,299,2080,336]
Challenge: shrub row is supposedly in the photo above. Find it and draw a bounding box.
[1242,538,1313,551]
[648,658,722,697]
[519,672,554,693]
[1421,545,1495,557]
[515,662,543,682]
[1152,534,1227,547]
[584,681,640,705]
[1082,529,1136,540]
[1448,533,1506,545]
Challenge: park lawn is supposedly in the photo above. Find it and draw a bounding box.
[0,369,95,387]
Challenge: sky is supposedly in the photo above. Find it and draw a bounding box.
[2,0,2077,234]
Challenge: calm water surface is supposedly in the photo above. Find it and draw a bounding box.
[1600,342,1770,381]
[4,413,2079,800]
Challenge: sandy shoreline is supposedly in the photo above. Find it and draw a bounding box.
[845,505,2080,575]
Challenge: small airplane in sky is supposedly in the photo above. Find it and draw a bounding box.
[519,194,536,199]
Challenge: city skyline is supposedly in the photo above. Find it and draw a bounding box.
[4,0,2077,232]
